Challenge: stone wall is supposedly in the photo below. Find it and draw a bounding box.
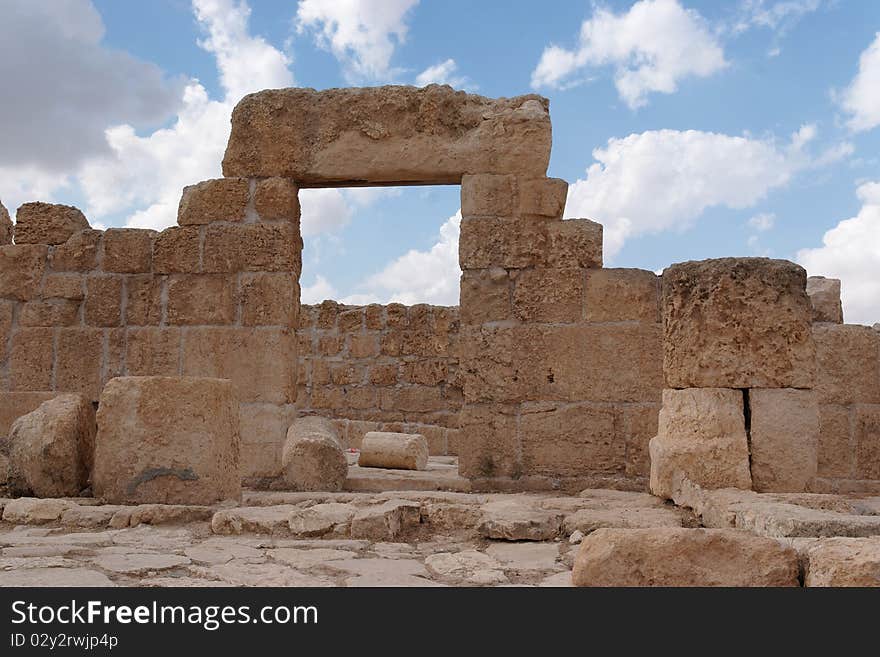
[295,301,462,456]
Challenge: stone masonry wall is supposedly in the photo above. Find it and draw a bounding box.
[294,301,462,456]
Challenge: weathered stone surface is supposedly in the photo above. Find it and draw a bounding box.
[50,229,101,271]
[2,497,75,524]
[223,85,551,184]
[358,431,429,470]
[211,505,297,535]
[511,267,584,323]
[166,275,235,325]
[484,542,562,573]
[177,178,249,225]
[649,388,752,499]
[254,178,300,221]
[153,226,200,273]
[9,327,54,390]
[854,405,880,479]
[662,258,815,389]
[15,203,89,245]
[805,538,880,586]
[0,200,12,244]
[585,268,659,323]
[93,377,240,505]
[350,499,421,540]
[92,552,190,575]
[288,502,356,537]
[7,394,95,497]
[807,276,843,323]
[0,568,114,587]
[547,219,602,269]
[240,273,298,326]
[282,416,347,491]
[736,502,880,538]
[477,500,562,541]
[102,228,154,273]
[202,223,300,274]
[814,324,880,405]
[572,527,800,586]
[0,244,48,300]
[84,275,122,326]
[562,506,685,534]
[0,391,57,436]
[749,388,819,493]
[425,550,508,585]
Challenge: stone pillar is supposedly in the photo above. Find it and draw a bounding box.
[650,258,818,497]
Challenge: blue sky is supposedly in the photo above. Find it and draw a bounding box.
[1,0,878,323]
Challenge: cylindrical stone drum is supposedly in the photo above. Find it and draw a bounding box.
[282,416,348,491]
[357,432,429,471]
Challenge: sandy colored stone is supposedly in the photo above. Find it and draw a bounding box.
[254,178,300,221]
[805,538,880,586]
[358,431,429,471]
[0,391,58,436]
[93,376,241,505]
[0,200,12,244]
[461,174,514,217]
[202,223,300,274]
[649,388,752,499]
[166,274,235,325]
[425,550,508,585]
[477,499,562,541]
[19,299,79,326]
[749,388,818,493]
[572,527,799,587]
[459,216,548,270]
[854,405,880,479]
[485,542,562,573]
[459,268,511,324]
[585,268,659,323]
[61,505,124,529]
[813,324,880,405]
[512,267,584,322]
[84,275,122,326]
[125,327,181,376]
[9,327,54,391]
[223,85,551,183]
[562,506,684,534]
[42,273,84,300]
[153,226,200,273]
[282,416,347,491]
[50,229,101,271]
[240,272,297,326]
[807,276,843,323]
[55,328,103,400]
[211,505,297,535]
[93,552,191,575]
[125,274,163,325]
[7,394,95,497]
[15,202,90,245]
[662,258,815,388]
[2,497,75,524]
[0,567,115,587]
[102,228,154,273]
[547,219,603,269]
[518,177,568,218]
[350,499,421,540]
[817,404,851,478]
[177,178,249,225]
[288,502,357,537]
[735,502,880,538]
[0,244,48,300]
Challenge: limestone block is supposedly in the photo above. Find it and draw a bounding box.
[125,274,163,325]
[84,275,122,326]
[222,85,551,183]
[512,267,584,323]
[585,268,659,323]
[281,416,347,491]
[93,376,241,504]
[288,502,356,537]
[546,219,603,269]
[807,276,843,323]
[102,228,155,273]
[350,499,421,540]
[749,388,819,492]
[817,404,851,478]
[621,403,661,478]
[203,223,301,273]
[55,328,103,399]
[9,328,54,391]
[349,334,379,358]
[7,394,95,497]
[239,272,297,326]
[2,497,75,524]
[19,299,79,326]
[50,229,101,272]
[153,226,201,274]
[518,177,568,218]
[42,273,84,300]
[182,327,296,403]
[649,388,752,499]
[814,324,880,405]
[177,178,249,225]
[662,258,815,389]
[477,500,563,541]
[460,174,514,217]
[254,178,300,221]
[125,327,181,376]
[458,404,520,479]
[166,274,235,325]
[854,405,880,479]
[0,391,57,436]
[459,269,510,324]
[805,538,880,586]
[572,528,799,586]
[0,244,48,300]
[15,202,89,245]
[358,431,429,470]
[0,200,12,244]
[459,216,547,270]
[239,403,295,445]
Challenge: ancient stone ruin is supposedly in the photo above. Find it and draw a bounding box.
[0,85,878,587]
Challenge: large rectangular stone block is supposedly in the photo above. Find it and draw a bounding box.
[126,327,182,376]
[202,223,301,274]
[102,228,155,273]
[459,269,511,324]
[222,86,551,184]
[125,275,164,325]
[84,275,122,327]
[55,328,103,400]
[49,230,101,272]
[0,244,48,300]
[585,268,659,323]
[0,392,58,436]
[547,219,602,269]
[512,267,584,323]
[817,404,851,478]
[662,258,815,389]
[153,226,201,274]
[461,174,514,217]
[166,274,235,325]
[177,178,249,225]
[807,276,843,323]
[814,324,880,405]
[182,327,296,403]
[459,216,548,270]
[9,328,54,391]
[93,376,240,504]
[517,177,568,219]
[749,388,819,492]
[239,273,298,326]
[854,405,880,479]
[254,178,300,222]
[458,403,520,479]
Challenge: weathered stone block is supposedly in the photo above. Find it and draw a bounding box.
[512,267,584,323]
[50,229,101,271]
[254,178,300,221]
[854,405,880,479]
[19,299,79,326]
[817,404,851,478]
[458,404,520,479]
[459,216,547,270]
[749,388,819,492]
[572,528,799,586]
[93,376,240,504]
[15,202,89,245]
[9,328,54,391]
[0,391,57,436]
[805,538,880,586]
[349,334,379,358]
[807,276,843,323]
[0,244,48,300]
[125,274,163,325]
[240,273,297,326]
[518,177,568,218]
[182,327,296,403]
[42,273,84,300]
[461,174,514,217]
[239,403,295,445]
[177,178,249,225]
[126,327,181,376]
[203,223,301,273]
[222,86,551,183]
[585,268,659,323]
[546,219,602,269]
[7,394,95,497]
[814,324,880,405]
[166,275,235,325]
[358,431,429,470]
[662,258,815,389]
[84,275,122,326]
[102,228,154,273]
[460,268,510,324]
[621,403,660,478]
[649,388,752,499]
[282,416,347,491]
[55,328,103,399]
[0,201,11,244]
[153,226,201,274]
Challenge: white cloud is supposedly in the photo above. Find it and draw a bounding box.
[343,211,461,306]
[839,32,880,133]
[530,0,726,108]
[415,59,469,88]
[296,0,418,82]
[301,275,339,304]
[564,125,845,259]
[797,181,880,325]
[748,212,776,231]
[75,0,294,230]
[736,0,822,33]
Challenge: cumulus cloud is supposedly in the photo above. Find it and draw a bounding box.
[530,0,726,108]
[838,32,880,133]
[564,125,847,259]
[415,59,470,88]
[797,181,880,325]
[343,211,461,306]
[296,0,418,82]
[75,0,294,230]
